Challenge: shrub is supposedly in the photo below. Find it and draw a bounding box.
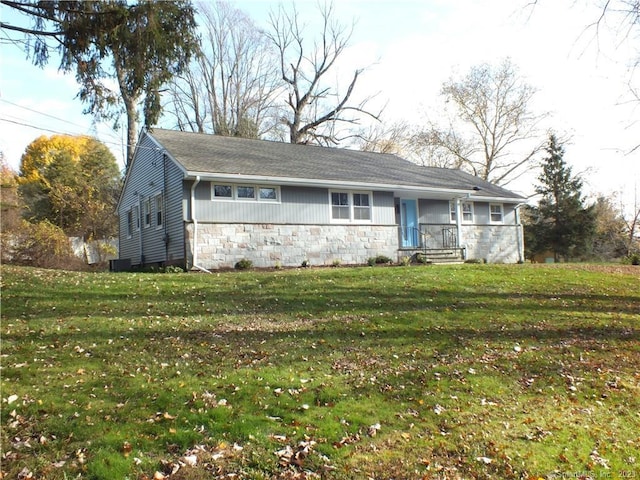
[234,258,253,270]
[163,265,184,273]
[623,252,640,265]
[368,255,393,266]
[11,220,83,269]
[464,258,486,264]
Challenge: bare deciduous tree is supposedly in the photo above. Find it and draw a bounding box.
[357,121,415,156]
[416,58,547,186]
[266,2,380,145]
[165,1,282,138]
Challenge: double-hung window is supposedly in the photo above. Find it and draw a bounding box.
[143,198,151,228]
[353,193,371,220]
[490,203,504,223]
[331,192,350,220]
[330,191,372,222]
[127,209,134,237]
[450,201,474,223]
[133,205,140,231]
[155,193,164,228]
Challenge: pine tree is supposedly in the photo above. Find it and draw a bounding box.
[525,134,596,261]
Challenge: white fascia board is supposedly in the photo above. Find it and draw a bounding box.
[468,195,526,204]
[185,171,476,197]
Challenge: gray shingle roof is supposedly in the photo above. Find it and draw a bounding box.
[148,128,523,200]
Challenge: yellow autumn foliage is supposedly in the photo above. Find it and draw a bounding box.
[19,135,92,183]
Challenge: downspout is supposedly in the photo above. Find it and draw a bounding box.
[455,196,465,259]
[137,192,144,266]
[190,176,211,273]
[514,203,525,263]
[162,153,169,263]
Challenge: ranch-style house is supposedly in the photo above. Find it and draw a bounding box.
[115,128,526,271]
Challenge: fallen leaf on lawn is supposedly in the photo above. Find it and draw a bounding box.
[476,456,493,464]
[7,394,18,405]
[123,441,132,457]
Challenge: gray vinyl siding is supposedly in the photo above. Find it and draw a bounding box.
[186,182,396,225]
[118,133,186,266]
[419,199,519,225]
[163,156,186,264]
[419,199,451,224]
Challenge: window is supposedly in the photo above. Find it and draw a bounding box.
[259,187,278,201]
[450,201,474,223]
[490,203,504,223]
[143,198,151,228]
[212,183,281,202]
[214,184,232,198]
[237,186,256,199]
[330,191,372,222]
[462,202,473,222]
[331,192,350,220]
[155,193,164,228]
[127,209,134,237]
[133,205,140,231]
[353,193,371,220]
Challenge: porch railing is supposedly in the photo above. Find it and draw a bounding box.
[399,224,459,250]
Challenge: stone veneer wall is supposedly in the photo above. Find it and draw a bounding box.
[461,224,523,263]
[186,223,399,269]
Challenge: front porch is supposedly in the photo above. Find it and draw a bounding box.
[398,224,466,264]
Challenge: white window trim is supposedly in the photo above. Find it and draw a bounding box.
[212,184,233,200]
[450,200,474,224]
[211,183,281,203]
[143,197,151,229]
[126,208,134,239]
[133,204,140,232]
[154,191,164,230]
[489,203,504,224]
[329,190,373,223]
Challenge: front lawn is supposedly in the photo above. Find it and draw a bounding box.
[1,264,638,479]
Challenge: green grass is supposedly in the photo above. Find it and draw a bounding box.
[1,263,639,479]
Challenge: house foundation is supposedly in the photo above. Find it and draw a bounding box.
[186,223,399,269]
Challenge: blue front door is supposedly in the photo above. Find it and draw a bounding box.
[400,199,419,248]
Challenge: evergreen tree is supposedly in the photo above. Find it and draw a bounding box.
[2,1,199,167]
[525,134,596,261]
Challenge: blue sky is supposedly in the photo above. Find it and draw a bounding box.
[1,0,638,208]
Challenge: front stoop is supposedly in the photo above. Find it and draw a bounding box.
[399,248,465,264]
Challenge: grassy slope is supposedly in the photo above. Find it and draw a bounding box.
[1,264,639,479]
